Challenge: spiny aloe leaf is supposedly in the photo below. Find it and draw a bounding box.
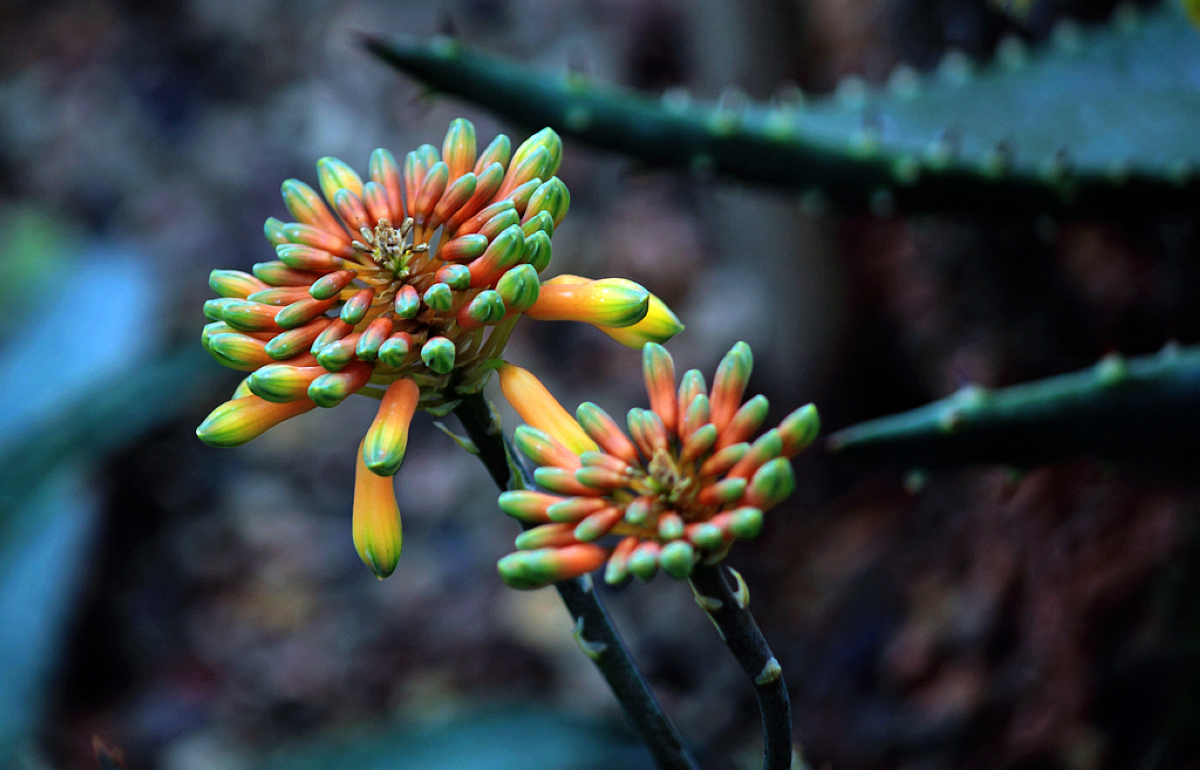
[827,344,1200,467]
[364,3,1200,214]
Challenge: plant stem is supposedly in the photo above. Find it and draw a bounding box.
[453,391,699,770]
[689,563,793,770]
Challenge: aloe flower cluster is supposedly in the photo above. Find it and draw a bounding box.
[495,342,819,589]
[196,120,682,578]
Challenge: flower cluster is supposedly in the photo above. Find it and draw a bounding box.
[196,120,683,578]
[495,342,819,589]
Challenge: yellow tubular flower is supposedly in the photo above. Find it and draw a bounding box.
[542,275,683,347]
[497,363,598,455]
[353,438,404,579]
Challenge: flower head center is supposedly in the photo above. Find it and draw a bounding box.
[647,448,696,508]
[353,216,426,278]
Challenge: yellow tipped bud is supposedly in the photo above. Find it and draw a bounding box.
[498,364,598,456]
[442,117,477,181]
[526,278,649,327]
[316,157,364,206]
[196,395,315,448]
[353,438,403,578]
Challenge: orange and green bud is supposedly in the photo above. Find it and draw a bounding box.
[264,217,289,246]
[209,269,268,299]
[362,378,419,476]
[779,403,820,457]
[497,490,563,524]
[422,283,453,313]
[627,542,662,581]
[281,178,343,235]
[524,177,570,229]
[504,178,542,214]
[439,233,488,262]
[340,288,374,325]
[220,300,284,333]
[745,457,795,509]
[442,118,477,180]
[317,157,364,206]
[513,425,582,470]
[265,317,333,360]
[435,263,471,290]
[496,264,540,312]
[276,244,344,272]
[459,290,506,328]
[276,296,337,329]
[311,318,352,355]
[378,332,413,368]
[711,342,753,432]
[496,544,607,590]
[576,402,641,466]
[356,316,393,360]
[352,439,403,579]
[475,133,512,174]
[413,161,449,225]
[642,343,677,433]
[574,506,624,542]
[248,286,312,306]
[368,148,404,222]
[333,188,371,234]
[420,336,456,374]
[659,541,696,579]
[393,284,421,319]
[515,523,580,550]
[309,269,356,300]
[717,394,770,450]
[197,395,316,447]
[547,497,609,523]
[477,207,521,242]
[523,230,553,273]
[542,274,682,347]
[521,210,555,238]
[308,361,373,407]
[206,332,275,371]
[249,364,326,403]
[728,507,764,540]
[252,260,322,286]
[430,172,477,230]
[726,429,784,480]
[316,334,360,370]
[468,224,525,287]
[445,163,505,232]
[499,145,550,199]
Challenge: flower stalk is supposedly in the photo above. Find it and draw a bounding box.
[453,391,699,770]
[689,563,794,770]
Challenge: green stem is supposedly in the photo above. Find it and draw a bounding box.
[453,391,699,770]
[689,563,793,770]
[827,344,1200,467]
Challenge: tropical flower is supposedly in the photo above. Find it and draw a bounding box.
[196,120,683,578]
[494,342,819,589]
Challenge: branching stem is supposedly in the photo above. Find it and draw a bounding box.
[454,391,699,770]
[690,563,794,770]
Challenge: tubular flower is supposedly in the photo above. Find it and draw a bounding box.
[196,120,682,578]
[495,343,820,590]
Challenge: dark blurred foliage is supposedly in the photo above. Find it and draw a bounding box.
[0,0,1197,768]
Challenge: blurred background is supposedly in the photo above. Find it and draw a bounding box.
[1,0,1198,767]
